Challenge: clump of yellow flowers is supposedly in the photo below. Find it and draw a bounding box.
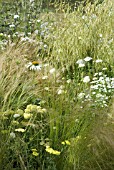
[61,140,71,145]
[23,104,47,119]
[45,145,61,155]
[31,149,39,157]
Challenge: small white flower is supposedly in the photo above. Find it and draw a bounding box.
[99,34,103,38]
[76,59,84,64]
[83,76,90,83]
[21,37,29,42]
[30,0,34,3]
[76,59,85,68]
[34,30,39,34]
[49,68,56,74]
[37,19,41,23]
[13,114,20,118]
[44,44,47,49]
[95,59,103,63]
[42,76,48,80]
[9,24,15,28]
[102,67,107,71]
[10,132,16,138]
[57,89,64,95]
[78,93,85,99]
[84,56,92,62]
[66,79,71,84]
[82,15,85,19]
[78,63,85,68]
[44,87,49,91]
[14,15,19,19]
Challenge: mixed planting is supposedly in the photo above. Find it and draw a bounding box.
[0,0,114,169]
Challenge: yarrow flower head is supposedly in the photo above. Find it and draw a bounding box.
[83,76,90,83]
[45,146,61,155]
[95,59,103,63]
[76,59,85,68]
[84,56,92,62]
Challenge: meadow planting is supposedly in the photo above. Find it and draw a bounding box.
[0,0,114,169]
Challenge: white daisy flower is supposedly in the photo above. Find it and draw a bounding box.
[26,61,42,71]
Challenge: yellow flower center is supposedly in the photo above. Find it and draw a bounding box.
[32,61,40,66]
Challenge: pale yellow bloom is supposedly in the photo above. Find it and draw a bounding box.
[65,140,71,145]
[15,128,25,132]
[61,140,71,145]
[45,146,61,155]
[31,149,39,156]
[23,113,32,119]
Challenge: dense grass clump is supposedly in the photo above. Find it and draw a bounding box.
[0,0,114,169]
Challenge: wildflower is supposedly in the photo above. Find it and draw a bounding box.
[25,104,38,113]
[102,67,107,71]
[84,56,92,62]
[65,140,71,145]
[78,92,85,99]
[14,15,19,19]
[26,61,42,71]
[76,59,85,68]
[9,24,15,28]
[44,87,49,91]
[34,30,38,34]
[83,76,90,83]
[57,89,64,95]
[76,59,84,64]
[42,76,48,80]
[99,34,103,38]
[66,79,71,84]
[95,59,103,63]
[61,141,65,145]
[23,113,32,119]
[13,114,20,118]
[49,68,56,74]
[15,128,25,132]
[31,149,39,156]
[21,37,30,42]
[45,146,60,155]
[44,44,48,49]
[10,132,16,138]
[78,63,85,68]
[37,19,41,23]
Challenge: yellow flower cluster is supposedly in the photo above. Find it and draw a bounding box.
[61,140,71,145]
[45,146,61,155]
[31,149,39,156]
[23,104,47,119]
